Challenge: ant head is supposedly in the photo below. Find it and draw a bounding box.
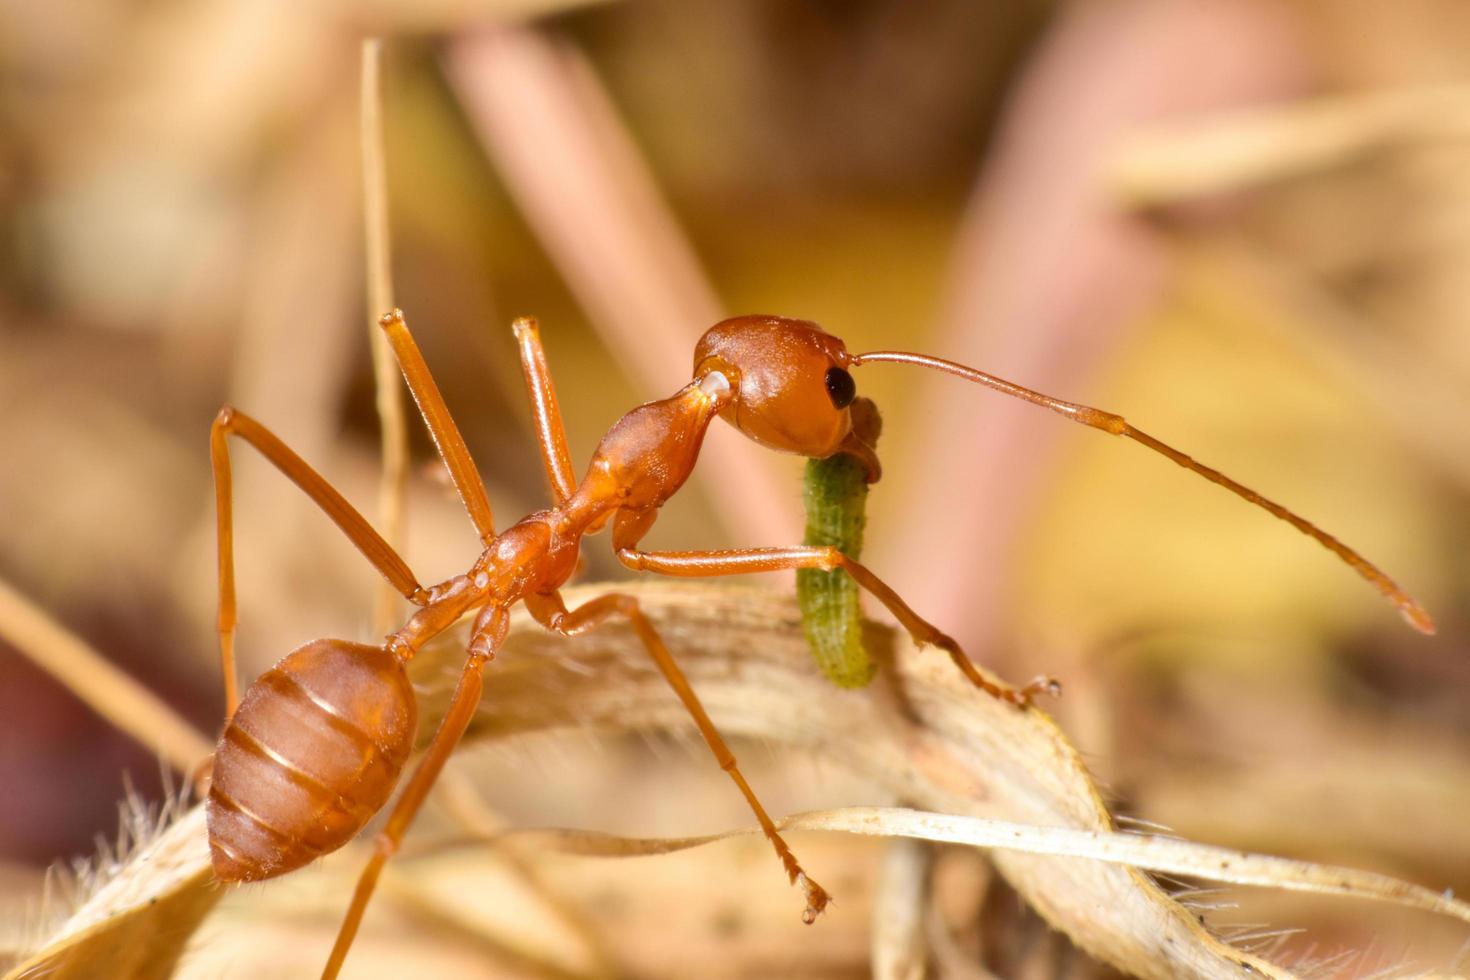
[693,315,879,477]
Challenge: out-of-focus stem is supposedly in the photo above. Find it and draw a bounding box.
[1110,84,1470,207]
[361,38,410,637]
[446,26,797,545]
[0,578,213,775]
[872,837,930,980]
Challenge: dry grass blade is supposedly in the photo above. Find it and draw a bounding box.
[813,811,1468,925]
[359,37,411,638]
[11,584,1457,978]
[415,807,1470,926]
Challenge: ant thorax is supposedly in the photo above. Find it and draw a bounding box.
[569,378,726,519]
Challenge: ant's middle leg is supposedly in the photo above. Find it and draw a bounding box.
[524,590,832,924]
[617,546,1059,707]
[210,407,429,718]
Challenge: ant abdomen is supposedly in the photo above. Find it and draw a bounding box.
[206,639,417,882]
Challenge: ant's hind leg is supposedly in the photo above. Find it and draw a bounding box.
[322,604,506,980]
[525,590,832,924]
[617,546,1059,707]
[210,407,429,719]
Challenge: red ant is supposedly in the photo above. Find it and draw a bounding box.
[205,310,1432,979]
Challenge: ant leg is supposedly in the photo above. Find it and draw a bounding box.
[211,407,429,718]
[524,591,831,924]
[377,309,497,545]
[618,546,1058,707]
[513,317,577,506]
[322,604,507,980]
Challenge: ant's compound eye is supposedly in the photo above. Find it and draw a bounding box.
[824,367,857,409]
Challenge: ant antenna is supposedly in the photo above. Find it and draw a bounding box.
[849,349,1435,635]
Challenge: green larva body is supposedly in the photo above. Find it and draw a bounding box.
[797,452,875,688]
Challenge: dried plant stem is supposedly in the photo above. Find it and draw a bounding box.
[360,37,410,638]
[0,578,211,776]
[872,838,930,980]
[808,809,1470,924]
[419,808,1470,928]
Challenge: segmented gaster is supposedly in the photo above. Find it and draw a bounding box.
[207,639,416,882]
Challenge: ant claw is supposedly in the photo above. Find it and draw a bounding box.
[1002,675,1063,709]
[796,872,831,924]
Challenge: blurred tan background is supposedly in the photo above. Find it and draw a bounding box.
[1,0,1467,975]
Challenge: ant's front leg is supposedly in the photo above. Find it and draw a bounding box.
[512,317,578,507]
[617,545,1059,707]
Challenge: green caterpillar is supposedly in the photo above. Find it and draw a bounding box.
[797,398,881,688]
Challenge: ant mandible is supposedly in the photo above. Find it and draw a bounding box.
[205,310,1433,979]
